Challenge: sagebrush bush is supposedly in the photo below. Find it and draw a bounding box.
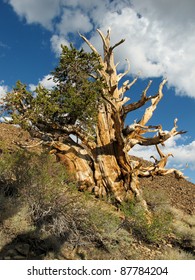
[120,200,173,244]
[0,149,123,252]
[0,150,34,223]
[172,218,195,253]
[143,188,171,211]
[159,247,195,260]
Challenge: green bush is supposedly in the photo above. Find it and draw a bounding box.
[119,200,173,244]
[0,149,123,253]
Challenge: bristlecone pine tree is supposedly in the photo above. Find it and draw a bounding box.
[1,29,187,210]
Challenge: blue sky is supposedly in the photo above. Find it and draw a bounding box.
[0,0,195,183]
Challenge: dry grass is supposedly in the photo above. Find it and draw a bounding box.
[159,247,195,260]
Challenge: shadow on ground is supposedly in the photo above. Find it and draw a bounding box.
[0,230,69,260]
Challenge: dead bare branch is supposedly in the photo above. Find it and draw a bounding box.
[111,38,125,51]
[13,140,44,149]
[138,79,167,126]
[117,59,130,82]
[122,80,157,116]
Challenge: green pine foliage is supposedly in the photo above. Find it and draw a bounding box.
[3,45,105,134]
[51,44,105,132]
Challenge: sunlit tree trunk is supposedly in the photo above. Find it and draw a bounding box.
[49,29,186,210]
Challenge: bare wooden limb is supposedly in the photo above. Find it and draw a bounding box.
[31,118,97,151]
[155,168,187,180]
[138,144,186,180]
[111,38,125,51]
[125,118,186,150]
[140,129,185,147]
[143,80,153,97]
[89,73,97,79]
[79,32,104,67]
[138,163,187,180]
[138,79,167,126]
[122,80,157,115]
[96,29,108,51]
[123,123,163,143]
[79,32,98,54]
[151,144,173,168]
[118,76,138,97]
[115,62,120,68]
[14,140,44,149]
[117,96,131,107]
[59,124,96,150]
[117,59,130,82]
[123,122,156,136]
[155,144,169,159]
[101,94,117,112]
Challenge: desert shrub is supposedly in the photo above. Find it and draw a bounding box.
[28,177,122,251]
[172,220,195,255]
[159,247,195,260]
[119,200,173,244]
[142,188,171,211]
[0,148,125,254]
[0,149,34,222]
[0,149,37,196]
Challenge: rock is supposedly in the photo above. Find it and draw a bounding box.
[15,243,30,256]
[144,247,151,252]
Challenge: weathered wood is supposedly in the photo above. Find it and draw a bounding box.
[47,29,186,207]
[12,28,186,210]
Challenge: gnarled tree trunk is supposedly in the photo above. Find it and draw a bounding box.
[47,29,186,210]
[7,29,186,211]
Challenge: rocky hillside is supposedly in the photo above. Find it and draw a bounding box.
[131,155,195,215]
[0,123,194,260]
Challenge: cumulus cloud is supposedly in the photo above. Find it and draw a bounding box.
[6,0,61,30]
[6,0,195,98]
[131,0,195,28]
[50,35,69,57]
[129,0,195,97]
[56,8,93,36]
[29,74,56,91]
[87,0,195,98]
[0,81,8,101]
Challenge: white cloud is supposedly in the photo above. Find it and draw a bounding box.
[131,0,195,28]
[6,0,195,98]
[129,135,195,171]
[50,35,69,57]
[0,81,8,101]
[56,8,93,36]
[86,1,195,98]
[29,74,56,91]
[129,0,195,97]
[6,0,61,30]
